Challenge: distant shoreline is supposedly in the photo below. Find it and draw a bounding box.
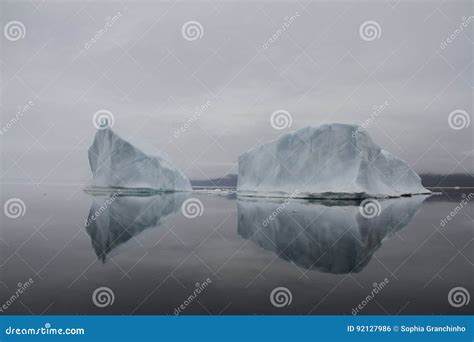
[191,174,473,188]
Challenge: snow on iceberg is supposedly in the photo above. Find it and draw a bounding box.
[88,128,192,191]
[237,124,430,199]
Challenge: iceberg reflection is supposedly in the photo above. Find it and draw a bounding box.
[237,195,428,274]
[85,191,187,262]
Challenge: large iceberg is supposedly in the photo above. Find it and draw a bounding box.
[237,124,430,198]
[88,129,192,191]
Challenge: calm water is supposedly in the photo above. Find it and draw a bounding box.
[0,185,472,315]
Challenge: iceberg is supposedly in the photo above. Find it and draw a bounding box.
[237,124,430,198]
[237,195,428,273]
[88,128,192,191]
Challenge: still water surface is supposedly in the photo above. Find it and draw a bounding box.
[0,185,472,315]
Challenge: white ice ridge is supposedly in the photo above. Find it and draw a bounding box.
[88,128,192,191]
[237,124,430,199]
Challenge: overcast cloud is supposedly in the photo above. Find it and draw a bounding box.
[0,0,472,184]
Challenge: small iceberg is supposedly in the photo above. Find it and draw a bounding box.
[88,128,192,191]
[237,124,430,199]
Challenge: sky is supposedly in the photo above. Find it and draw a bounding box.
[0,0,472,185]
